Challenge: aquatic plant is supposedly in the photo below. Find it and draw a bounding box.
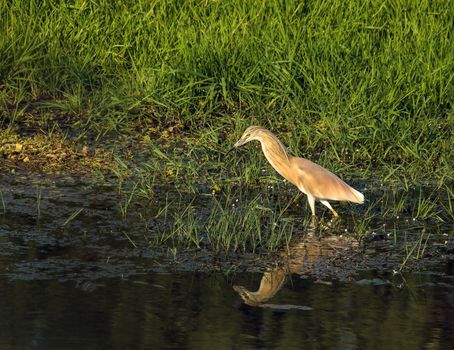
[149,189,296,254]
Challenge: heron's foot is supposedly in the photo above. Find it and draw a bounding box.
[306,215,318,231]
[325,215,342,230]
[310,215,318,224]
[331,209,340,219]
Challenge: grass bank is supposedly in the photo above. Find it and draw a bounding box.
[0,0,452,184]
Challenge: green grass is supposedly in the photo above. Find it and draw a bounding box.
[1,0,452,184]
[35,185,42,218]
[111,176,452,263]
[0,190,5,214]
[1,0,453,261]
[148,189,297,254]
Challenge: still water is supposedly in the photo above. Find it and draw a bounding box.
[1,270,453,349]
[0,173,453,349]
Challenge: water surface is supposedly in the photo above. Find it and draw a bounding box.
[0,173,452,349]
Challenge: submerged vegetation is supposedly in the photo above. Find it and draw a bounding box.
[0,1,452,261]
[110,179,452,270]
[150,191,297,254]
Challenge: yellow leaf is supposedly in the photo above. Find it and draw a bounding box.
[143,135,151,143]
[23,156,30,163]
[81,146,89,156]
[15,143,23,152]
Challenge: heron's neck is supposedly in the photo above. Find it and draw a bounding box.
[259,133,291,177]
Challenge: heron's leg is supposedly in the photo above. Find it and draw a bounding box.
[320,200,339,218]
[307,195,316,217]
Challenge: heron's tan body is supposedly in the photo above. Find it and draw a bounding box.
[232,126,364,217]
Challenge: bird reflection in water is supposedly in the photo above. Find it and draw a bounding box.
[233,232,358,308]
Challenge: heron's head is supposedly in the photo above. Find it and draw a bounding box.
[232,126,264,148]
[233,285,262,306]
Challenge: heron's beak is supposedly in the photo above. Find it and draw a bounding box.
[226,138,246,155]
[226,146,235,155]
[234,138,248,148]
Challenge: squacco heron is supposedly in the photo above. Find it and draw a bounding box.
[230,126,364,218]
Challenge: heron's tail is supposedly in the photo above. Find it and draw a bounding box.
[349,187,364,204]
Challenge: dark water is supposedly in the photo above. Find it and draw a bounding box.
[1,173,453,349]
[1,270,453,350]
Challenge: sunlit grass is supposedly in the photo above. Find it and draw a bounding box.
[145,188,297,254]
[1,0,452,263]
[110,174,452,261]
[0,0,452,184]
